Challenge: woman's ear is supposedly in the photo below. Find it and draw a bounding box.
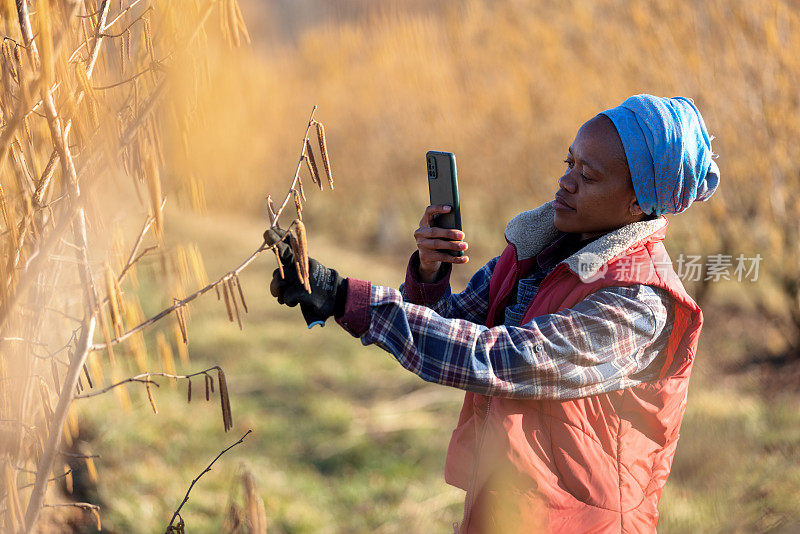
[630,198,645,219]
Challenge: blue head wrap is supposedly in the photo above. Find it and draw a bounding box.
[600,94,720,216]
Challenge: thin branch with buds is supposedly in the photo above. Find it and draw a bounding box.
[17,470,72,491]
[271,106,318,226]
[58,451,100,460]
[90,102,321,351]
[165,429,252,533]
[3,2,268,533]
[74,367,223,400]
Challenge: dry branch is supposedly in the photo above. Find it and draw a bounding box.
[2,2,330,528]
[92,105,327,349]
[165,429,252,533]
[2,2,258,532]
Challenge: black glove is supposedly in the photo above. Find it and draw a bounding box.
[264,227,348,328]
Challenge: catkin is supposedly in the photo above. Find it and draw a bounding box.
[1,42,13,89]
[0,183,15,246]
[125,26,132,63]
[39,383,54,430]
[146,154,163,241]
[67,406,79,440]
[143,14,154,62]
[82,363,93,389]
[316,122,334,189]
[131,333,148,373]
[85,455,98,484]
[187,379,192,403]
[297,174,306,201]
[97,306,116,366]
[226,0,240,47]
[145,380,158,414]
[176,245,191,289]
[221,280,234,322]
[113,270,126,315]
[23,117,33,150]
[293,219,311,293]
[112,372,132,412]
[218,368,233,432]
[105,264,123,336]
[86,350,103,389]
[234,275,248,313]
[120,27,126,73]
[65,466,73,494]
[75,61,98,127]
[175,305,188,344]
[227,278,242,330]
[233,0,251,44]
[63,417,74,446]
[293,189,303,220]
[205,374,211,401]
[157,332,176,376]
[37,0,54,84]
[50,359,60,392]
[188,243,208,286]
[288,233,305,285]
[173,322,190,365]
[12,41,22,72]
[305,140,322,190]
[35,427,45,464]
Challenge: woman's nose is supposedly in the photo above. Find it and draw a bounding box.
[558,172,577,194]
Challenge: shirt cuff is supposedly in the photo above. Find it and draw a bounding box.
[402,250,452,306]
[335,278,372,337]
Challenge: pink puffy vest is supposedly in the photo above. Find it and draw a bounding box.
[446,214,703,533]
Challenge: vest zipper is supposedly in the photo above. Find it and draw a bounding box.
[459,395,491,532]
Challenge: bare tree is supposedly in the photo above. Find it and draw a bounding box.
[0,1,331,531]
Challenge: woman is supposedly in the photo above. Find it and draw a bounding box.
[268,94,720,533]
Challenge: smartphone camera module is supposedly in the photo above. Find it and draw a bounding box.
[427,157,437,180]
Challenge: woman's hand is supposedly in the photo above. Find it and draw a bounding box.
[413,205,469,283]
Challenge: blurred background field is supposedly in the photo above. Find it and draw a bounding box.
[50,0,800,531]
[72,207,800,533]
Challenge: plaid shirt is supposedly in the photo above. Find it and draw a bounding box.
[337,245,673,400]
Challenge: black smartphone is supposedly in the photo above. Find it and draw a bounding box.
[426,150,463,257]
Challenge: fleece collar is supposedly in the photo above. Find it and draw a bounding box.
[504,200,668,280]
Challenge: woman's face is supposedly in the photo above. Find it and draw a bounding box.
[553,114,646,239]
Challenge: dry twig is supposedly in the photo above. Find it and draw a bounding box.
[165,429,252,533]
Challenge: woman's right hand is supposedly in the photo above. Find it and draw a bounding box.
[413,205,469,283]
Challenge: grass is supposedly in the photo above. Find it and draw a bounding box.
[72,209,466,533]
[65,207,800,533]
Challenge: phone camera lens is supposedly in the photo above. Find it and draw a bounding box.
[427,157,437,179]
